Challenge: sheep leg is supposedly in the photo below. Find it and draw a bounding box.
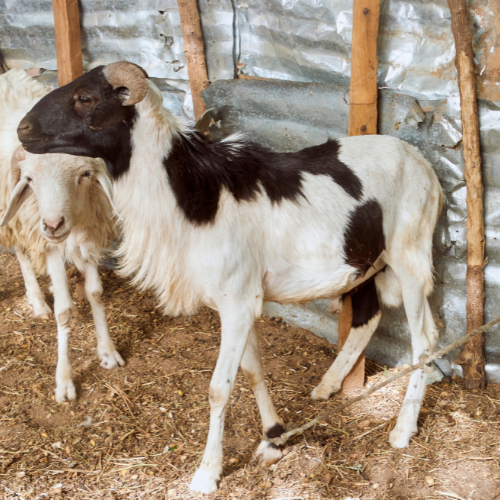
[240,325,284,466]
[190,305,255,494]
[15,249,52,319]
[84,263,124,369]
[45,248,75,402]
[312,278,381,399]
[389,275,437,448]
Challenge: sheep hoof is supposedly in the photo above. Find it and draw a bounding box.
[55,381,76,403]
[310,385,332,400]
[31,302,52,319]
[389,426,414,449]
[189,467,219,493]
[255,440,282,467]
[311,379,342,400]
[99,350,125,369]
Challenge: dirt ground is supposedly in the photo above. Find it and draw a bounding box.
[1,252,500,500]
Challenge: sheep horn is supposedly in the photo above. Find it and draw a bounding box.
[11,145,27,189]
[103,61,149,106]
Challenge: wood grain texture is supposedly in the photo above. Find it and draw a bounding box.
[338,295,366,393]
[177,0,210,121]
[52,0,83,87]
[347,0,380,137]
[448,0,486,390]
[339,0,380,391]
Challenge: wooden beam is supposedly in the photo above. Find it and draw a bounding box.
[339,0,380,392]
[348,0,380,137]
[177,0,210,121]
[448,0,486,390]
[338,295,366,392]
[52,0,83,87]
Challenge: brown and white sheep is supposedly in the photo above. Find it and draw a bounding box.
[0,70,123,402]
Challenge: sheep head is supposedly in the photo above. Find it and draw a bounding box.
[17,61,149,159]
[1,148,113,243]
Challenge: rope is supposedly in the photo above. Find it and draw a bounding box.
[267,315,500,447]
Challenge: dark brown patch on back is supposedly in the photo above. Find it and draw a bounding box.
[164,133,363,225]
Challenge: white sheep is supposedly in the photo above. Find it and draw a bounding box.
[18,61,443,493]
[0,69,124,402]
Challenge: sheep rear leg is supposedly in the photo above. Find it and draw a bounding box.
[46,248,75,402]
[241,325,284,466]
[389,273,437,448]
[312,278,381,399]
[15,249,52,319]
[190,304,256,494]
[84,263,124,369]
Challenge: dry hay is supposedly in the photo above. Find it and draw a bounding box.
[0,252,499,500]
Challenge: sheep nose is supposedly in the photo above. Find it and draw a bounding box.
[43,217,65,235]
[17,117,32,138]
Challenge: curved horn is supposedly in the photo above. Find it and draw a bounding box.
[103,61,149,106]
[11,145,27,190]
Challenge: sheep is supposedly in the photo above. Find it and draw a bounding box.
[18,61,443,493]
[0,69,124,403]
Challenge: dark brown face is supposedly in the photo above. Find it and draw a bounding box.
[18,66,138,179]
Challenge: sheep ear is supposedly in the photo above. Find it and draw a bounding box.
[1,178,32,227]
[1,146,33,227]
[94,167,113,205]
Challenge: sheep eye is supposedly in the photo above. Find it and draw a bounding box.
[81,170,92,177]
[79,96,92,106]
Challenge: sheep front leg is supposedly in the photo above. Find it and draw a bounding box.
[45,248,75,402]
[241,325,284,466]
[15,248,52,319]
[189,305,255,494]
[84,263,124,369]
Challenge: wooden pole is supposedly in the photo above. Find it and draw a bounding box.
[177,0,210,121]
[448,0,486,390]
[339,0,380,392]
[51,0,83,87]
[338,295,366,392]
[348,0,380,137]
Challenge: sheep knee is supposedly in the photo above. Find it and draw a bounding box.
[242,369,261,392]
[57,309,72,328]
[209,386,229,408]
[91,290,103,304]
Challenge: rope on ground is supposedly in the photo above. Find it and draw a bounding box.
[267,314,500,447]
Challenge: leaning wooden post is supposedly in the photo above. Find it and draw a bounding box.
[177,0,210,121]
[51,0,83,87]
[448,0,486,390]
[339,0,380,392]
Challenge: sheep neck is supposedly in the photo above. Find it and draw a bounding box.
[111,89,203,317]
